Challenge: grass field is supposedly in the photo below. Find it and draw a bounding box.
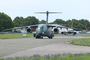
[0,33,90,39]
[0,53,90,60]
[0,33,33,39]
[68,38,90,46]
[83,34,90,37]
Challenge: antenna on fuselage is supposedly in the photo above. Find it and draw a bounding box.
[35,11,62,25]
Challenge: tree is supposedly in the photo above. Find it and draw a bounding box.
[22,16,39,26]
[39,20,46,24]
[79,19,90,29]
[71,19,79,28]
[66,19,72,27]
[66,19,85,29]
[0,12,13,31]
[53,19,66,24]
[75,23,85,29]
[13,22,19,27]
[79,19,89,25]
[13,17,24,27]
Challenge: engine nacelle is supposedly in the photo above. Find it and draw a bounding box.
[54,28,59,34]
[27,28,32,33]
[73,32,77,35]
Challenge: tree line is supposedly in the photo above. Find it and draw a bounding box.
[0,12,90,32]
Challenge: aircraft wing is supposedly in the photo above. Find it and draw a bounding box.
[72,28,83,31]
[18,25,38,28]
[48,24,83,31]
[3,25,38,32]
[48,24,65,28]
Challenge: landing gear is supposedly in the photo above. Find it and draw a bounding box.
[48,36,53,39]
[33,34,36,37]
[49,37,52,39]
[40,36,43,39]
[36,36,43,39]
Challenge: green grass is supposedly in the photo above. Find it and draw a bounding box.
[78,33,90,37]
[84,34,90,37]
[68,38,90,46]
[0,53,90,60]
[0,33,33,39]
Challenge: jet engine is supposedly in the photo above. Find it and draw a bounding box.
[54,28,59,34]
[27,28,32,33]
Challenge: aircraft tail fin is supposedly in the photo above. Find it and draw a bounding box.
[35,11,62,25]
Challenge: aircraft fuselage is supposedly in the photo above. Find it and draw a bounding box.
[34,24,54,39]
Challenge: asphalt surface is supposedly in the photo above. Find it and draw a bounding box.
[0,35,90,58]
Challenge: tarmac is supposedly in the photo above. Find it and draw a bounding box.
[0,35,90,58]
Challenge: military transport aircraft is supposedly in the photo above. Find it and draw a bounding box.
[4,11,63,39]
[60,27,82,35]
[33,11,62,39]
[3,11,83,38]
[61,30,77,35]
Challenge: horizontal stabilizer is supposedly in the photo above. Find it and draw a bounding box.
[35,11,62,25]
[35,12,62,14]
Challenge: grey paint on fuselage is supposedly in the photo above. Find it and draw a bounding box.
[35,24,53,38]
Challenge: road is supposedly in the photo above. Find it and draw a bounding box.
[0,35,90,58]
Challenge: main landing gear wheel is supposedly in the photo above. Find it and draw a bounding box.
[40,37,43,39]
[48,37,52,39]
[36,36,43,39]
[49,37,52,39]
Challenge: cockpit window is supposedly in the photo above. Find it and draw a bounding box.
[38,24,43,28]
[37,24,47,30]
[38,24,44,29]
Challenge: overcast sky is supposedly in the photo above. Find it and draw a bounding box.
[0,0,90,22]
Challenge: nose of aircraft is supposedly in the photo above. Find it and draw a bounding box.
[36,28,42,34]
